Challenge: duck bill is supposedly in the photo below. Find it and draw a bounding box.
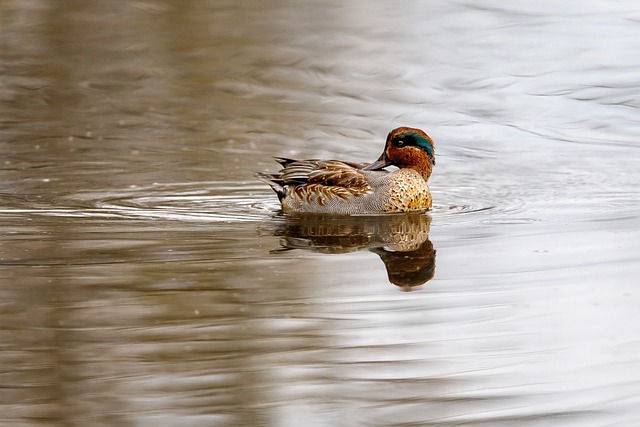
[362,156,392,171]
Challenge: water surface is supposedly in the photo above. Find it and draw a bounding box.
[1,1,639,426]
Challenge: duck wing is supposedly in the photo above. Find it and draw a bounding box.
[307,160,370,193]
[258,158,371,202]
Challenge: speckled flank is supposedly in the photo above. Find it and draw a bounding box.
[382,169,432,213]
[278,168,431,214]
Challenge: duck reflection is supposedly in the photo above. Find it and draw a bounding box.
[270,213,436,291]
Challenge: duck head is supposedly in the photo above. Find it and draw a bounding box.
[363,127,435,180]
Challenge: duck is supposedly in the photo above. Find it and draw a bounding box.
[256,127,435,214]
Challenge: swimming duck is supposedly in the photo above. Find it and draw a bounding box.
[257,127,435,214]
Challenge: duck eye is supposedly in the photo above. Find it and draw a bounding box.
[393,136,410,148]
[393,134,415,148]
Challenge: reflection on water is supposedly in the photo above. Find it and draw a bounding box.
[2,0,640,425]
[269,213,435,290]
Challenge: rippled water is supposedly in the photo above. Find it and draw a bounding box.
[2,0,640,425]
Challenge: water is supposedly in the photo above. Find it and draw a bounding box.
[1,1,639,425]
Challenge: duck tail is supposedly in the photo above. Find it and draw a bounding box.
[255,172,287,202]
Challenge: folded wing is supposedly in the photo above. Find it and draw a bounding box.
[258,158,372,204]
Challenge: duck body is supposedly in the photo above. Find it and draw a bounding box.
[257,127,435,215]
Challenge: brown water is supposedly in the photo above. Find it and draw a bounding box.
[2,1,640,426]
